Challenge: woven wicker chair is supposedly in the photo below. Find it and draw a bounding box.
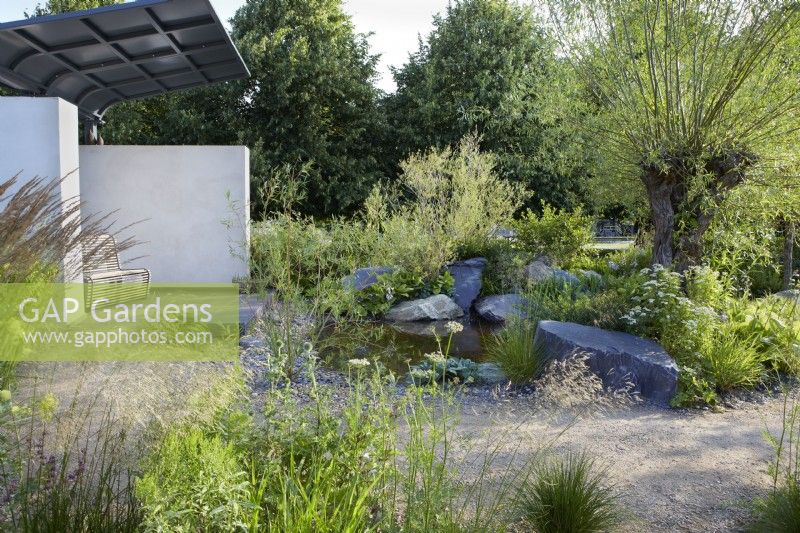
[83,234,150,308]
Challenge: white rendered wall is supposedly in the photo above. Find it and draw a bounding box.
[79,146,250,283]
[0,97,82,280]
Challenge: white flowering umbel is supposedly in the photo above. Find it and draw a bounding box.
[445,321,464,334]
[622,265,718,360]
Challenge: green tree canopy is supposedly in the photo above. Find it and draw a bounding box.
[231,0,387,217]
[386,0,591,211]
[27,0,120,17]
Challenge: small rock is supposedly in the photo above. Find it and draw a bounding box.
[240,336,265,349]
[553,269,580,285]
[447,257,488,311]
[342,266,394,291]
[523,260,579,285]
[474,294,528,324]
[776,289,800,302]
[477,363,507,385]
[491,227,516,239]
[385,294,464,321]
[523,260,554,282]
[576,269,602,281]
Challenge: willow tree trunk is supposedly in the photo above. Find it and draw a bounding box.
[783,218,796,290]
[642,172,675,267]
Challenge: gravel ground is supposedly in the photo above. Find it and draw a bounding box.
[239,339,791,532]
[19,342,793,532]
[450,387,789,532]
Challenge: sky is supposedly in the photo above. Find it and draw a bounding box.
[0,0,451,92]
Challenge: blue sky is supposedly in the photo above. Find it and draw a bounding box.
[0,0,450,92]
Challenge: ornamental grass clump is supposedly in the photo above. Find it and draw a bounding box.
[487,318,545,384]
[514,452,621,533]
[0,174,136,283]
[702,327,764,392]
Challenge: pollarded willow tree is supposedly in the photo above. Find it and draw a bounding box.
[550,0,800,268]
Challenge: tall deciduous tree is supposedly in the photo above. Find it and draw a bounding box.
[386,0,591,210]
[552,0,800,268]
[232,0,387,217]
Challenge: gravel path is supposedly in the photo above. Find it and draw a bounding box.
[453,391,789,532]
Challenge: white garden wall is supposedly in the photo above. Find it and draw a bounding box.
[79,146,250,283]
[0,97,82,280]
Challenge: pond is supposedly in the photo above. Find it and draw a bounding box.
[319,316,501,375]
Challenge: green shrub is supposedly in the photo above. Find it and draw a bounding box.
[250,216,364,296]
[487,318,545,383]
[728,297,800,375]
[384,134,527,274]
[514,452,620,533]
[357,270,454,317]
[522,277,634,332]
[480,238,530,296]
[512,202,593,267]
[685,265,728,309]
[705,185,786,297]
[135,428,250,532]
[621,265,787,405]
[570,246,652,278]
[363,210,454,282]
[621,265,721,405]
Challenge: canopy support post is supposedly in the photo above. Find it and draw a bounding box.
[83,118,101,145]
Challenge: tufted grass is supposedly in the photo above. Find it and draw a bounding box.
[514,451,621,533]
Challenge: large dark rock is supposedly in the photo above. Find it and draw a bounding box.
[533,321,679,405]
[474,294,528,324]
[447,257,488,311]
[385,294,464,321]
[342,266,394,291]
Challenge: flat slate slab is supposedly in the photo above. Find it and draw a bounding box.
[385,294,464,321]
[534,320,679,405]
[474,294,528,324]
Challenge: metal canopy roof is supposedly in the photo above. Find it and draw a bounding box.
[0,0,249,121]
